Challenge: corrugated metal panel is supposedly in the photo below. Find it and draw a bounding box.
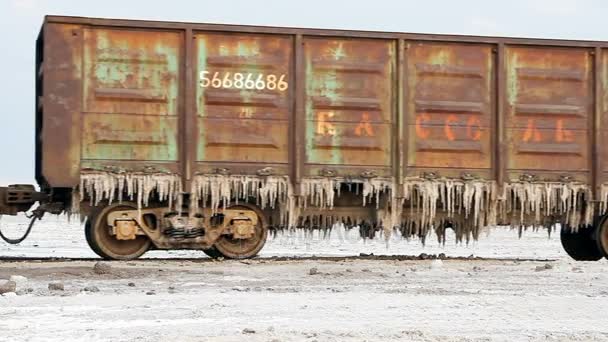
[194,33,292,172]
[505,47,592,181]
[36,16,608,198]
[405,43,494,178]
[303,38,394,176]
[81,29,181,163]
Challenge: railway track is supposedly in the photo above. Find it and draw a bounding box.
[0,254,557,263]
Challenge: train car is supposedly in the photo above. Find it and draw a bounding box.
[1,15,608,261]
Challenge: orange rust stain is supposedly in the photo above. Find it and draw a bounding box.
[316,111,336,136]
[555,119,574,142]
[354,112,374,137]
[415,114,431,139]
[522,119,542,142]
[444,115,457,141]
[466,116,482,141]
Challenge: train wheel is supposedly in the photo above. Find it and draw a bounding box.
[560,225,602,261]
[211,205,268,259]
[85,203,151,260]
[596,215,608,259]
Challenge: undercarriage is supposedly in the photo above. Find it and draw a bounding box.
[2,181,608,262]
[83,202,268,260]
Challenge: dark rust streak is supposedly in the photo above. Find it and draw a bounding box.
[184,28,195,184]
[293,34,304,195]
[394,39,404,195]
[593,47,602,200]
[496,43,505,188]
[399,39,407,191]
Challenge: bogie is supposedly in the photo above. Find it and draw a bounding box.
[84,202,269,261]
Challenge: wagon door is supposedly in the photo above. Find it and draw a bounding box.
[302,38,395,178]
[505,47,592,184]
[81,28,183,174]
[404,42,495,180]
[193,33,293,176]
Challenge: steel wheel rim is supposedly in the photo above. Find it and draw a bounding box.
[214,205,268,259]
[91,204,151,260]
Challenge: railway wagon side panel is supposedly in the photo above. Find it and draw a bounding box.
[404,42,495,180]
[37,18,606,200]
[80,28,183,175]
[193,32,293,176]
[303,38,395,178]
[504,46,593,183]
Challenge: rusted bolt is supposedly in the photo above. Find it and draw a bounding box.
[256,167,275,176]
[214,168,231,176]
[422,171,439,180]
[319,169,337,177]
[519,173,538,182]
[461,172,477,181]
[360,170,377,179]
[143,165,157,173]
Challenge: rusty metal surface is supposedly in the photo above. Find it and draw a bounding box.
[35,16,608,198]
[81,29,182,168]
[303,38,394,177]
[45,16,608,48]
[601,49,608,183]
[505,47,592,182]
[193,32,292,175]
[38,23,82,188]
[405,42,494,178]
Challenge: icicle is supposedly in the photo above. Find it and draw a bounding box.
[398,178,497,242]
[79,171,182,212]
[504,181,591,230]
[190,175,291,216]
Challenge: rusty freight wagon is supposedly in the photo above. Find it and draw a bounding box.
[1,15,608,261]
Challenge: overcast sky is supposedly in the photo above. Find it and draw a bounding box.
[1,0,607,185]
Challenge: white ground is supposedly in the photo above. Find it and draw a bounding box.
[0,215,607,341]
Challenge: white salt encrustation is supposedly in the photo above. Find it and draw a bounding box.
[75,171,605,243]
[190,175,290,213]
[78,171,183,212]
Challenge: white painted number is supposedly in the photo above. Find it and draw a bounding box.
[199,71,210,88]
[211,72,222,88]
[199,71,289,91]
[234,73,244,88]
[255,74,265,90]
[245,74,255,89]
[266,74,277,90]
[222,73,233,88]
[278,74,288,91]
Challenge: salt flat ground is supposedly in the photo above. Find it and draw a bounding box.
[0,215,607,341]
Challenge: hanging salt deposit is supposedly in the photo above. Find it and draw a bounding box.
[190,175,290,214]
[78,171,182,212]
[399,178,497,243]
[300,177,393,209]
[296,177,395,237]
[299,178,340,209]
[396,177,596,242]
[599,183,608,215]
[501,181,592,231]
[76,170,605,243]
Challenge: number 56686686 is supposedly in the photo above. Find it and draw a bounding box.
[199,71,288,91]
